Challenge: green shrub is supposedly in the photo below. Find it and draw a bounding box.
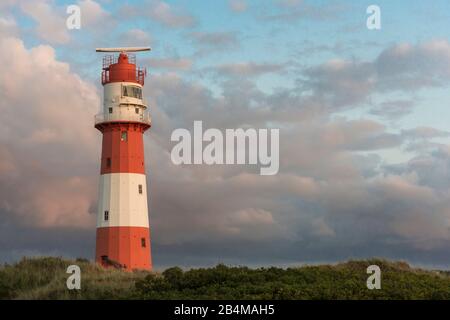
[1,257,449,300]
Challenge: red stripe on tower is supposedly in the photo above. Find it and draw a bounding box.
[94,47,152,271]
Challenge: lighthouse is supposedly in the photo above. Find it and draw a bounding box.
[94,47,152,271]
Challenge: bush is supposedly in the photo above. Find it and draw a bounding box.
[1,257,449,300]
[133,260,450,300]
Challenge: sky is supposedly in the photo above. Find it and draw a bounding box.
[1,0,450,269]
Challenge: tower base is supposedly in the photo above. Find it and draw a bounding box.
[95,226,152,271]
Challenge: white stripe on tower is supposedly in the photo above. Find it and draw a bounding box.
[97,173,149,228]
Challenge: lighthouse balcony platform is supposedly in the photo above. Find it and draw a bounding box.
[95,111,152,126]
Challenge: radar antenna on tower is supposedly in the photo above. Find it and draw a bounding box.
[95,47,152,53]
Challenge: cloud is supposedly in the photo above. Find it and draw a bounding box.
[319,118,401,151]
[146,57,193,70]
[402,127,450,140]
[311,217,335,237]
[302,59,376,108]
[118,29,152,47]
[77,0,111,29]
[115,1,195,29]
[300,40,450,110]
[0,14,19,37]
[263,0,345,22]
[376,40,450,91]
[19,0,70,44]
[386,146,450,192]
[147,0,196,28]
[370,99,416,120]
[214,62,285,78]
[219,208,286,241]
[277,0,303,8]
[0,36,99,229]
[229,0,247,13]
[189,31,239,55]
[0,0,18,9]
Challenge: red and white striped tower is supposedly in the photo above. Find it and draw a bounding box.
[94,47,152,271]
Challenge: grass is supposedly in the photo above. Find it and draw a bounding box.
[0,257,449,300]
[0,257,146,299]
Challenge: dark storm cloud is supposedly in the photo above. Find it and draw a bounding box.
[0,211,95,263]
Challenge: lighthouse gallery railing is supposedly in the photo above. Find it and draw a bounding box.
[95,111,152,126]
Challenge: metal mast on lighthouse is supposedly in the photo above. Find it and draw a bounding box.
[94,47,152,271]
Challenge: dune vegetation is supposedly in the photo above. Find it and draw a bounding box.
[0,257,449,300]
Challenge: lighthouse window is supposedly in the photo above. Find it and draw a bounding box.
[104,210,109,221]
[141,238,146,248]
[121,131,128,142]
[122,85,142,99]
[106,158,111,167]
[138,184,143,194]
[135,108,139,114]
[132,87,142,99]
[108,107,113,114]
